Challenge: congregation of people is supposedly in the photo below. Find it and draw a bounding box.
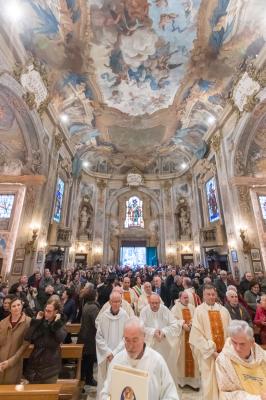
[0,263,266,399]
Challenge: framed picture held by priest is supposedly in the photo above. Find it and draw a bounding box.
[110,365,148,400]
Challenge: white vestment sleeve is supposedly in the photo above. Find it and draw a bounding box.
[161,311,182,347]
[96,323,112,365]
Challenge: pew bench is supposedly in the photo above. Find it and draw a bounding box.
[0,383,61,400]
[262,344,266,350]
[23,344,83,400]
[65,324,81,337]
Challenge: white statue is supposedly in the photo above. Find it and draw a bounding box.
[179,208,191,238]
[79,206,90,235]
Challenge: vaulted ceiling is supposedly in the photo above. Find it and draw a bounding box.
[2,0,266,175]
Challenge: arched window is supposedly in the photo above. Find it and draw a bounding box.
[124,196,144,228]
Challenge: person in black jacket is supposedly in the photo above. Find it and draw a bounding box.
[78,288,100,388]
[152,276,170,308]
[24,298,67,383]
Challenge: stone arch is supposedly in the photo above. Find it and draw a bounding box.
[0,73,49,176]
[103,186,164,264]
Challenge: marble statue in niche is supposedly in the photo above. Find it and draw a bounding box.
[78,197,93,240]
[175,198,191,240]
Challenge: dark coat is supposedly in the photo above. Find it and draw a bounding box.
[225,303,253,327]
[152,284,170,308]
[215,279,227,303]
[63,298,77,323]
[77,301,100,355]
[24,317,67,382]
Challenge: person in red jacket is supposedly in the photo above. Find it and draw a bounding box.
[254,294,266,344]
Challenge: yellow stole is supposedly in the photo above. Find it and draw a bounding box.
[208,310,225,353]
[182,308,195,377]
[232,361,266,395]
[123,291,131,304]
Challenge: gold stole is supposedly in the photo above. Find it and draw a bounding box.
[232,361,266,395]
[208,310,225,353]
[182,308,195,377]
[123,291,131,304]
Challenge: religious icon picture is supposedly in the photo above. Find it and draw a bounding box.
[12,261,24,275]
[250,248,261,261]
[205,177,220,223]
[231,250,238,263]
[120,386,136,400]
[37,250,44,264]
[124,196,144,228]
[0,193,15,230]
[253,261,263,273]
[15,248,25,261]
[110,365,148,400]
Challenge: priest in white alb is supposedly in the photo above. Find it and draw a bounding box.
[100,317,179,400]
[95,286,134,328]
[189,284,231,400]
[96,291,129,397]
[171,291,200,389]
[216,320,266,400]
[140,293,181,380]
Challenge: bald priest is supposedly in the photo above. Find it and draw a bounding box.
[216,320,266,400]
[100,317,179,400]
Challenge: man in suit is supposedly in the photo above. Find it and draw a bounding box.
[215,270,228,304]
[152,276,170,308]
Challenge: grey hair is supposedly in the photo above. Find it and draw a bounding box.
[228,320,254,341]
[226,289,238,298]
[227,285,237,292]
[124,317,145,334]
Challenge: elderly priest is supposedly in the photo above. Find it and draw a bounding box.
[140,293,181,379]
[216,320,266,400]
[100,317,179,400]
[96,291,129,396]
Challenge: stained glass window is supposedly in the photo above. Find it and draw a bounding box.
[124,196,144,228]
[206,177,220,223]
[259,195,266,220]
[53,178,65,223]
[0,195,15,219]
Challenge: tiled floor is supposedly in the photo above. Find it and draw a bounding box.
[81,386,202,399]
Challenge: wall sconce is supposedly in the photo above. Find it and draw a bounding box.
[25,223,40,254]
[239,229,251,254]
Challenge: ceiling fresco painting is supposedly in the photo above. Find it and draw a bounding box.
[2,0,265,174]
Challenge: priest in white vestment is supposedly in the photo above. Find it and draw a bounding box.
[189,284,231,400]
[140,293,181,380]
[216,320,266,400]
[100,317,179,400]
[96,286,134,328]
[183,277,201,307]
[171,291,200,389]
[137,281,163,315]
[96,291,129,397]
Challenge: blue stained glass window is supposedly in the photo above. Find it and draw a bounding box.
[124,196,144,228]
[53,178,65,223]
[0,195,15,219]
[206,177,220,223]
[259,195,266,220]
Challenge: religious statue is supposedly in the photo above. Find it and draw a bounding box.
[78,199,93,240]
[176,202,191,240]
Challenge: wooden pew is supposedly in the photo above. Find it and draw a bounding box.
[262,344,266,350]
[24,344,83,400]
[0,383,61,400]
[65,324,81,337]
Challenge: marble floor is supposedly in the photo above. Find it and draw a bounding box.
[81,386,202,400]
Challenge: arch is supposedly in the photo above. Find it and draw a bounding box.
[0,73,49,176]
[103,186,164,264]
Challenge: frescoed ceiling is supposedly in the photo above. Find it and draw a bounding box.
[1,0,265,174]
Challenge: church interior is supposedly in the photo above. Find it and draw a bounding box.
[0,0,265,399]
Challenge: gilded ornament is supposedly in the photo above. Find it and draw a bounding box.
[22,91,36,110]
